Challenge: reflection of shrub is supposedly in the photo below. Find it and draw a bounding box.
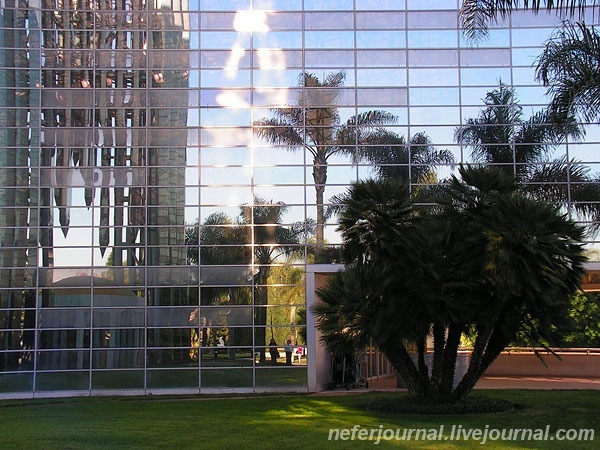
[511,292,600,348]
[564,292,600,347]
[314,246,345,264]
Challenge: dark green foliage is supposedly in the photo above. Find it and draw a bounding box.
[314,166,586,404]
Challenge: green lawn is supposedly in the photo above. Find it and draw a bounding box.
[0,390,597,449]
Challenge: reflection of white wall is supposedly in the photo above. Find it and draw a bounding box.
[306,264,344,392]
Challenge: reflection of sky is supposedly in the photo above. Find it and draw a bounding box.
[48,5,600,265]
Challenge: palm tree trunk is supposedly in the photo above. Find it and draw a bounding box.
[430,322,445,389]
[254,267,270,364]
[313,154,327,260]
[453,318,519,400]
[439,323,463,396]
[452,320,492,401]
[380,339,427,399]
[450,313,512,402]
[416,338,428,381]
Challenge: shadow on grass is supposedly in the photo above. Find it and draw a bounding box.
[363,393,515,415]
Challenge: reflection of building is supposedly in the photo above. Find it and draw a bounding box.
[1,3,600,397]
[39,277,144,371]
[36,0,190,277]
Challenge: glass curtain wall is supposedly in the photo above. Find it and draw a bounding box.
[0,0,599,395]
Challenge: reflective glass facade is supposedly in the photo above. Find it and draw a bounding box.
[1,1,599,396]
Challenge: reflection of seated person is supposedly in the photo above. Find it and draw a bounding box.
[214,336,225,358]
[295,346,303,364]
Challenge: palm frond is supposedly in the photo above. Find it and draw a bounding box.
[525,158,600,230]
[460,1,597,43]
[455,84,521,166]
[253,117,304,146]
[535,21,600,124]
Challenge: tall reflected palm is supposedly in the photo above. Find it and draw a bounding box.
[455,83,600,230]
[253,71,395,255]
[187,199,310,362]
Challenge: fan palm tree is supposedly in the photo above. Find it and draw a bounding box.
[535,21,600,125]
[314,178,432,395]
[442,166,587,401]
[253,71,395,255]
[455,83,600,229]
[459,0,598,42]
[314,167,586,403]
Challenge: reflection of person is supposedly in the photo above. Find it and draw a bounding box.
[284,339,293,366]
[214,336,225,358]
[269,338,279,365]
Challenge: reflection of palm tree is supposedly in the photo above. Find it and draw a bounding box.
[535,21,600,125]
[240,197,308,362]
[460,3,600,135]
[267,265,306,346]
[186,212,250,358]
[253,71,395,253]
[186,212,247,267]
[456,84,582,176]
[455,84,600,228]
[352,130,454,183]
[326,131,454,224]
[186,201,311,362]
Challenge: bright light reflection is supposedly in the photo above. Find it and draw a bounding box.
[225,44,246,78]
[257,48,286,70]
[233,10,269,32]
[216,90,249,108]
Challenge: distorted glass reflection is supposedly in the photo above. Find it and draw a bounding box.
[0,1,598,396]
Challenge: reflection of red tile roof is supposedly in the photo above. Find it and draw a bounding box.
[51,276,139,296]
[582,270,600,292]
